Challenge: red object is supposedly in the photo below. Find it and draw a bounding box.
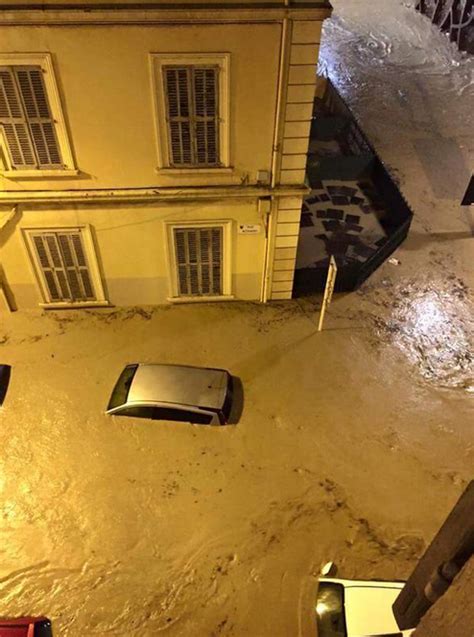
[0,617,52,637]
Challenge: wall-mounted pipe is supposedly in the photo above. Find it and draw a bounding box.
[261,16,292,303]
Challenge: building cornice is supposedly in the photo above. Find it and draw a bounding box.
[0,184,309,205]
[0,4,332,25]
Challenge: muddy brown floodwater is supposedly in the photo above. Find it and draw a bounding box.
[0,1,473,635]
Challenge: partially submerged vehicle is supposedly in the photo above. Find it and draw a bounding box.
[107,363,233,425]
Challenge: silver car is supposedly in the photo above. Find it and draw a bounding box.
[106,363,233,425]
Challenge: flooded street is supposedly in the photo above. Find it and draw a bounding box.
[0,1,473,635]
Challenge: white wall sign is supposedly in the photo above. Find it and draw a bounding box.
[238,224,261,235]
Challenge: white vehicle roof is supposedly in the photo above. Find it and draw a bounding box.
[318,577,414,637]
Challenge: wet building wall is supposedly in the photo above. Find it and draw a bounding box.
[0,3,331,309]
[0,22,280,191]
[1,200,267,308]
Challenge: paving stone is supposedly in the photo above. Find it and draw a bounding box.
[327,185,358,197]
[300,213,314,227]
[345,214,361,224]
[331,195,351,205]
[323,219,343,231]
[326,208,344,220]
[344,223,363,233]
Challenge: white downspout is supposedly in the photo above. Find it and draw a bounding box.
[261,14,291,303]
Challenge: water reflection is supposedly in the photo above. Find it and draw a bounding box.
[386,286,473,389]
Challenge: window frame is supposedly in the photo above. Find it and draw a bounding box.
[165,219,233,302]
[22,224,108,308]
[150,53,231,174]
[0,53,76,178]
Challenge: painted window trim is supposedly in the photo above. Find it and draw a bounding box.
[164,219,232,300]
[0,52,76,176]
[154,166,234,176]
[150,52,231,172]
[22,224,107,307]
[0,168,79,179]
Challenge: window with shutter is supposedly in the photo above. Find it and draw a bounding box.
[173,226,223,296]
[0,65,63,170]
[30,230,96,303]
[164,65,220,167]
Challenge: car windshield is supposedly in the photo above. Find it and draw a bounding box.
[108,365,138,410]
[316,583,347,637]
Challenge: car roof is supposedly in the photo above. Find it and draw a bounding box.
[127,364,228,410]
[320,577,405,590]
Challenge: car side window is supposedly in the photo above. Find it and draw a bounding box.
[118,406,157,419]
[154,407,214,424]
[116,405,214,424]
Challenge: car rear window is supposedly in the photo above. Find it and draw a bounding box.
[0,364,11,406]
[107,365,138,410]
[316,582,347,637]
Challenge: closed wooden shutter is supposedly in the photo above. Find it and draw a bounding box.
[31,231,95,303]
[0,68,36,167]
[164,65,219,166]
[193,67,219,165]
[174,227,223,296]
[0,65,62,169]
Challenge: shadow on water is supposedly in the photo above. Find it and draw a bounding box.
[0,364,11,406]
[227,375,244,425]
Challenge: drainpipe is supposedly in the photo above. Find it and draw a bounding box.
[261,13,292,302]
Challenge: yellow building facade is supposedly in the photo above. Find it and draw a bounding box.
[0,0,331,310]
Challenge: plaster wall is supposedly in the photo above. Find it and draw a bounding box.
[0,11,327,307]
[0,22,280,191]
[1,199,265,307]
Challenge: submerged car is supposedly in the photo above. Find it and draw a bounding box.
[0,616,52,636]
[316,574,414,636]
[106,363,233,425]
